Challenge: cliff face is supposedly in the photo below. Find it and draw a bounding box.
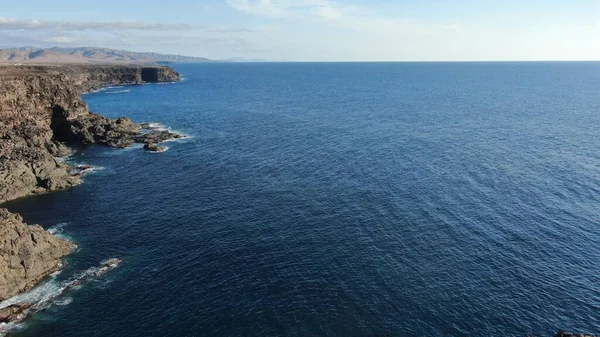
[0,64,180,202]
[0,209,74,301]
[4,64,181,93]
[0,70,84,202]
[141,66,180,82]
[0,64,180,301]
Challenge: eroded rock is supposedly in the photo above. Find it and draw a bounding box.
[0,303,32,323]
[0,209,74,301]
[143,142,166,152]
[0,64,181,202]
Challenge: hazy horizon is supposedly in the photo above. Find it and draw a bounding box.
[1,0,599,62]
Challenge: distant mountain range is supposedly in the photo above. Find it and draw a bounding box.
[223,57,272,63]
[0,47,214,64]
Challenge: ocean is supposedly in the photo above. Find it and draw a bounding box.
[3,62,600,336]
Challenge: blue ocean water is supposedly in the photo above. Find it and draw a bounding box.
[4,62,600,336]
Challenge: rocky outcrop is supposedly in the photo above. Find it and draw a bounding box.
[0,209,74,301]
[0,64,180,306]
[0,64,181,203]
[0,119,81,202]
[0,70,83,202]
[0,258,121,330]
[143,142,167,152]
[0,303,32,323]
[141,66,180,82]
[52,111,181,148]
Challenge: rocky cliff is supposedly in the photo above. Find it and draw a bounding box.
[0,209,74,301]
[0,64,180,301]
[0,64,180,202]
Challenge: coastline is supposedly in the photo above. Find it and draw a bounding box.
[0,63,182,330]
[0,63,587,337]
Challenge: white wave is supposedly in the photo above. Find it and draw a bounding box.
[0,322,21,337]
[55,153,73,163]
[0,258,122,335]
[47,223,67,235]
[53,297,72,306]
[83,85,132,95]
[79,166,104,175]
[82,87,109,95]
[165,134,192,143]
[105,89,131,94]
[105,143,144,154]
[68,164,104,176]
[87,166,104,173]
[47,223,72,241]
[140,122,193,141]
[146,146,169,153]
[141,122,168,131]
[0,278,64,309]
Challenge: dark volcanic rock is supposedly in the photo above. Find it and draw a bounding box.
[53,111,141,148]
[53,109,181,149]
[0,122,81,202]
[143,142,167,152]
[0,303,32,323]
[136,130,181,144]
[141,66,180,82]
[0,64,181,202]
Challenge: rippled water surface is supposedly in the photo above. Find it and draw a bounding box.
[5,62,600,336]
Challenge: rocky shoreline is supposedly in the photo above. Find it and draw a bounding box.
[0,64,181,328]
[0,64,181,204]
[0,258,123,333]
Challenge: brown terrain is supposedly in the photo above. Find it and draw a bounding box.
[0,46,211,64]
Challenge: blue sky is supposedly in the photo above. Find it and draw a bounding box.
[1,0,599,61]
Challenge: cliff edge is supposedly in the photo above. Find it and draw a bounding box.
[0,64,180,301]
[0,64,180,202]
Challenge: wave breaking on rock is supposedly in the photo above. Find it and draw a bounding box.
[0,64,181,333]
[0,258,122,336]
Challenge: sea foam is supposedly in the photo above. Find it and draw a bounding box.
[105,89,131,94]
[0,258,122,336]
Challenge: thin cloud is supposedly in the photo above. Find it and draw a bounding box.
[0,17,193,31]
[316,6,342,21]
[225,0,286,18]
[223,1,460,35]
[0,17,257,33]
[213,27,259,33]
[225,0,343,21]
[0,17,259,60]
[43,36,76,43]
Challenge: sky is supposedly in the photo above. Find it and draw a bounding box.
[1,0,600,61]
